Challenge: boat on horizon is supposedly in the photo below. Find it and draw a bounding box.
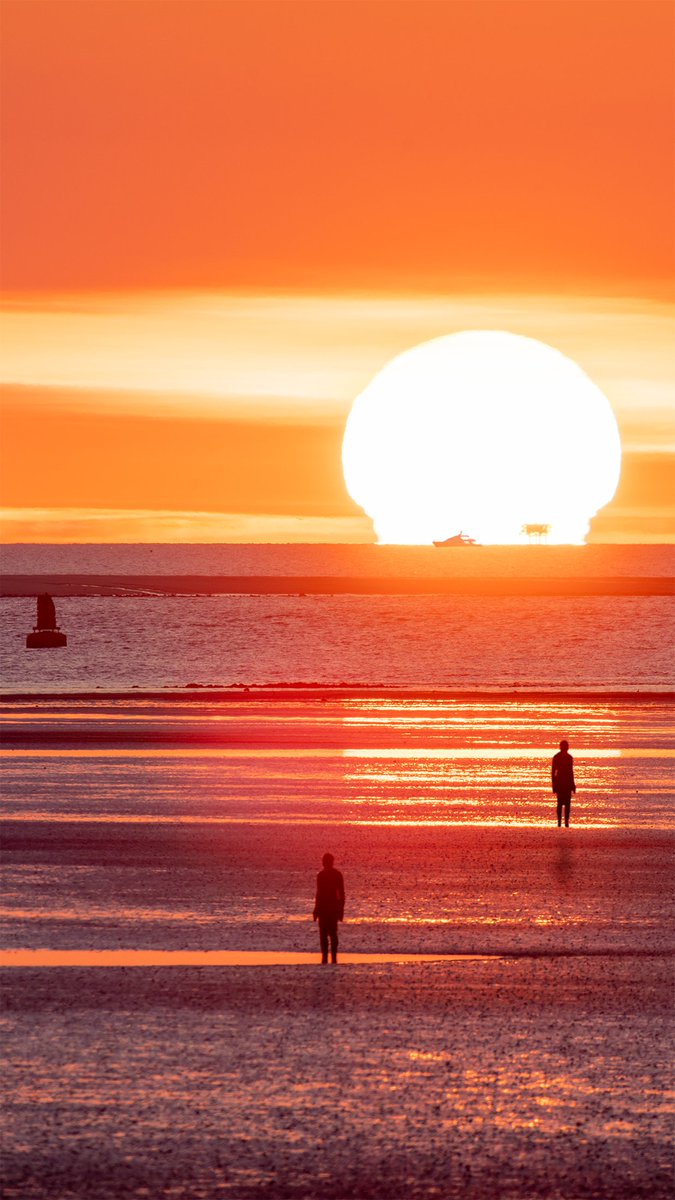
[433,532,480,547]
[26,593,68,648]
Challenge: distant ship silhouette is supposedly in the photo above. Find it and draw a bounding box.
[433,532,480,546]
[26,593,67,648]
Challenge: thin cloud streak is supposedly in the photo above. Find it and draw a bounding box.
[2,291,674,449]
[0,507,373,544]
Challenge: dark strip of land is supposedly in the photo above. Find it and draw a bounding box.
[1,574,673,596]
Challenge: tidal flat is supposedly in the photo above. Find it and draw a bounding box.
[1,692,673,1197]
[2,958,672,1199]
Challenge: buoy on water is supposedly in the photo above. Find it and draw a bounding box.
[26,593,68,648]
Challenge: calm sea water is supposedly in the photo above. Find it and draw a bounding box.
[1,545,673,691]
[1,592,674,691]
[2,542,673,577]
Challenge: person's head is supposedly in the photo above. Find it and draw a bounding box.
[322,852,334,868]
[560,740,569,752]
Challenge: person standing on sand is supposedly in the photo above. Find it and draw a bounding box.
[552,740,576,827]
[313,852,345,964]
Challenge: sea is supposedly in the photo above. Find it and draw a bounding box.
[1,543,673,692]
[2,545,674,1198]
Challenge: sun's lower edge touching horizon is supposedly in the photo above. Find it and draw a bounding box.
[342,331,622,546]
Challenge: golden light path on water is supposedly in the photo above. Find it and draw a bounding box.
[0,813,634,829]
[3,747,672,758]
[0,949,494,967]
[2,741,673,828]
[2,694,673,969]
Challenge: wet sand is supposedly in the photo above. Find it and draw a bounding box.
[2,957,672,1199]
[1,693,673,1197]
[2,821,673,957]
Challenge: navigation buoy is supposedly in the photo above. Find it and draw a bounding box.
[26,593,67,648]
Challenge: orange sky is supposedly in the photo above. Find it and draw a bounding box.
[1,0,673,542]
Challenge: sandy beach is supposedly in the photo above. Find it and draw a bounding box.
[3,956,672,1199]
[1,691,673,1197]
[2,686,667,1200]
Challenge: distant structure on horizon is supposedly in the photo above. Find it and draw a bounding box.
[26,593,67,649]
[433,532,480,547]
[521,523,551,543]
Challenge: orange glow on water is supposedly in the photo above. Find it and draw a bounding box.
[0,949,489,968]
[2,698,673,833]
[7,746,668,759]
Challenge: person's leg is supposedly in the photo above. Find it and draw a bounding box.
[329,919,338,963]
[556,797,563,827]
[564,798,571,827]
[319,919,329,963]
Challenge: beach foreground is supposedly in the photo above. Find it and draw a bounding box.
[1,692,673,1197]
[2,956,672,1200]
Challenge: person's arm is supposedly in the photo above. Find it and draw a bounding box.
[552,756,557,794]
[337,872,345,921]
[313,873,320,921]
[570,756,576,793]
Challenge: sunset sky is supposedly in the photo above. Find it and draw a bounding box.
[1,0,673,542]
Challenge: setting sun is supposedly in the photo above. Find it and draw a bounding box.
[1,4,673,1198]
[342,331,622,545]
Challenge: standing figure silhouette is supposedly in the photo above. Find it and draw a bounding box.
[313,852,345,964]
[552,740,576,827]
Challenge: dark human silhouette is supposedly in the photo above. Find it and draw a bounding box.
[313,852,345,963]
[552,740,576,827]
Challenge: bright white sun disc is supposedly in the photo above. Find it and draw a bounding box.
[342,331,622,544]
